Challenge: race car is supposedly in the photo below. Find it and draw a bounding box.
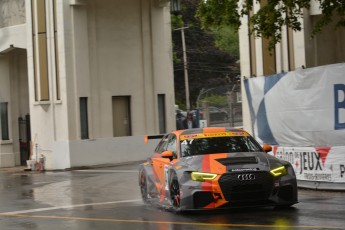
[139,127,298,211]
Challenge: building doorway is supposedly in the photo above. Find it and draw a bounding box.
[112,96,131,137]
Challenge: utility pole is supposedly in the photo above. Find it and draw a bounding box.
[175,26,190,111]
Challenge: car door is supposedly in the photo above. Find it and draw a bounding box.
[151,134,177,195]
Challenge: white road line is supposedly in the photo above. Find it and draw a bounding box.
[33,181,60,185]
[0,199,142,215]
[73,170,138,173]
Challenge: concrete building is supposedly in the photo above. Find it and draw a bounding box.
[0,0,175,169]
[239,1,345,134]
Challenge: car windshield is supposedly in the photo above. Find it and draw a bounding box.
[180,136,262,157]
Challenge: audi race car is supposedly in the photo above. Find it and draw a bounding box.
[139,127,298,211]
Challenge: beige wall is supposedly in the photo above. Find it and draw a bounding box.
[0,0,175,169]
[304,13,345,68]
[0,0,27,128]
[25,0,175,169]
[0,49,28,167]
[0,0,25,28]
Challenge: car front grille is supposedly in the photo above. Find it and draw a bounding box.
[218,172,273,204]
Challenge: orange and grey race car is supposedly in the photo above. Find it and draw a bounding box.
[139,127,298,211]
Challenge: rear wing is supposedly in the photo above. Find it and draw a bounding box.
[144,134,165,144]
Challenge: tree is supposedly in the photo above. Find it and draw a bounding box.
[172,0,239,109]
[212,26,239,57]
[197,0,345,49]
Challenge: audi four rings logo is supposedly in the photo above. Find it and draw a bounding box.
[238,174,256,181]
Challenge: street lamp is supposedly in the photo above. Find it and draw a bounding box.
[196,88,215,109]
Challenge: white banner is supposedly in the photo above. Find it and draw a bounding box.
[244,63,345,186]
[244,63,345,147]
[269,146,345,183]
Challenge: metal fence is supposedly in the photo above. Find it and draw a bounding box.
[177,85,243,128]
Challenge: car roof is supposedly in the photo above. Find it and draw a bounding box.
[172,127,245,136]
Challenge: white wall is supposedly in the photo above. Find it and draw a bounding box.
[52,136,160,169]
[238,12,253,134]
[74,0,175,138]
[303,12,345,67]
[0,25,27,52]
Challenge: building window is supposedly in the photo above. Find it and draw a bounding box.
[248,13,257,77]
[0,102,9,140]
[53,0,60,100]
[158,94,166,134]
[262,37,276,76]
[287,26,295,71]
[32,0,50,101]
[260,0,276,76]
[80,97,89,139]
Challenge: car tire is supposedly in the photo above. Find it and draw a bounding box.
[139,170,149,203]
[169,171,180,209]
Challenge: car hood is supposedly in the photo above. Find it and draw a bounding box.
[179,152,285,174]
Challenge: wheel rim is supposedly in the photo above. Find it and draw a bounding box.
[170,175,180,208]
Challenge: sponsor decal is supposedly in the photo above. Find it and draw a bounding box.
[204,132,228,137]
[315,147,331,166]
[334,84,345,130]
[299,151,323,174]
[230,168,259,172]
[275,149,328,174]
[180,134,198,140]
[271,147,345,183]
[303,173,331,181]
[180,132,248,140]
[340,165,345,178]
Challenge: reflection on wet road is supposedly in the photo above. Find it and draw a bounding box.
[0,164,344,229]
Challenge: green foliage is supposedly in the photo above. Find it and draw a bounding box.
[202,95,228,108]
[172,0,239,109]
[171,14,184,64]
[197,0,345,50]
[171,14,184,29]
[212,26,239,57]
[175,99,185,111]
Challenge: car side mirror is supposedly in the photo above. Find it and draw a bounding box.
[262,144,272,153]
[161,150,174,158]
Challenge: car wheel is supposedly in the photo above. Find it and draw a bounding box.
[139,171,149,203]
[169,171,180,208]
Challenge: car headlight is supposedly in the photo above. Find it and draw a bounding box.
[191,172,217,182]
[270,166,287,177]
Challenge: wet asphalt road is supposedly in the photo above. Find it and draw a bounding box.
[0,163,345,230]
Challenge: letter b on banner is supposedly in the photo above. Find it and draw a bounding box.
[334,84,345,129]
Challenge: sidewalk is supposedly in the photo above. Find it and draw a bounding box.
[0,161,142,174]
[0,166,29,173]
